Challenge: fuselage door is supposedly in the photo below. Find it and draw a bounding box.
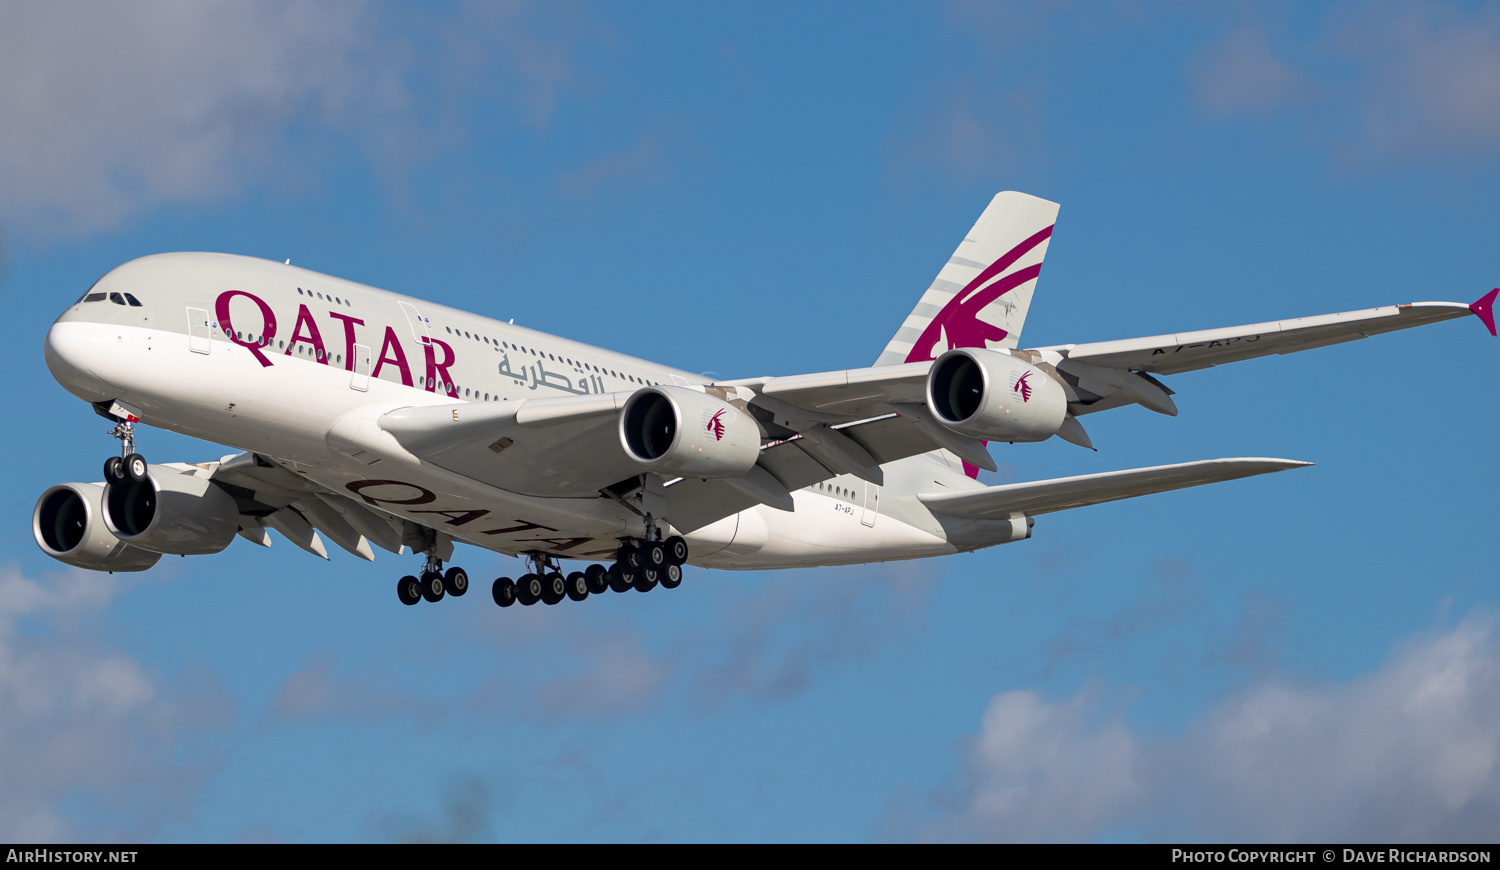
[188,307,211,354]
[398,301,430,343]
[351,343,371,391]
[861,484,880,527]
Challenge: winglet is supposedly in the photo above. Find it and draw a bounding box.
[1470,288,1498,337]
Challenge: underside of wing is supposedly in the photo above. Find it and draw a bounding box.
[917,457,1312,519]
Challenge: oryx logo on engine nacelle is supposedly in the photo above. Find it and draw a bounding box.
[1014,371,1033,402]
[706,409,727,441]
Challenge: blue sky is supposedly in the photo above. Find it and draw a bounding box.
[2,1,1498,842]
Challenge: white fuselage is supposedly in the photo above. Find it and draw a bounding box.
[44,253,990,570]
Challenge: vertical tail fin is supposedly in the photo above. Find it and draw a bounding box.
[874,191,1060,366]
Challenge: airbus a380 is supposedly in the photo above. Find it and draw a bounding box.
[34,192,1497,609]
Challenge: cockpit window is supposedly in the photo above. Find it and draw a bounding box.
[83,293,106,303]
[108,293,127,306]
[123,293,142,307]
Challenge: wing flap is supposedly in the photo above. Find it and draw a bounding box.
[918,457,1311,519]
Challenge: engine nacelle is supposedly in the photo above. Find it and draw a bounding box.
[927,347,1067,442]
[620,386,761,479]
[33,483,162,572]
[102,464,241,556]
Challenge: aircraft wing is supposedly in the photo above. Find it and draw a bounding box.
[917,457,1311,519]
[1023,290,1498,418]
[176,453,411,561]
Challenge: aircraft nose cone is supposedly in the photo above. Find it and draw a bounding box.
[44,321,122,403]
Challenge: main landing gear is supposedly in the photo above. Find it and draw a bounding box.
[103,419,148,484]
[489,535,689,610]
[396,551,469,606]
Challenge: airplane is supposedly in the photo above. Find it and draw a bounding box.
[32,192,1498,609]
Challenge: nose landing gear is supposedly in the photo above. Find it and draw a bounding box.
[103,418,148,484]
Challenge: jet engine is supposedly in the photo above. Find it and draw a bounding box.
[926,347,1067,442]
[33,483,162,572]
[620,386,761,479]
[101,464,241,556]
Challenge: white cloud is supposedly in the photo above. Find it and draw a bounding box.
[0,1,408,235]
[906,611,1500,842]
[1336,6,1500,157]
[0,565,233,842]
[0,1,599,237]
[1189,29,1304,116]
[1189,5,1500,162]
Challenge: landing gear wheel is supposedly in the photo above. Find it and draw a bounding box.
[443,566,469,597]
[420,570,445,603]
[542,572,566,605]
[661,563,683,589]
[103,456,125,482]
[634,566,659,593]
[617,543,642,569]
[566,571,589,602]
[607,563,632,593]
[124,453,148,482]
[518,573,541,606]
[397,575,422,606]
[584,564,609,595]
[664,536,689,565]
[643,541,667,569]
[492,577,516,607]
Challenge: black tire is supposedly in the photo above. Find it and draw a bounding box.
[397,575,422,606]
[420,570,445,603]
[566,571,589,602]
[664,536,689,565]
[584,564,609,594]
[634,566,659,593]
[607,563,632,593]
[617,543,641,569]
[125,453,148,482]
[661,563,683,589]
[643,541,667,568]
[518,573,541,606]
[443,566,469,597]
[542,572,566,605]
[492,577,516,607]
[103,456,125,482]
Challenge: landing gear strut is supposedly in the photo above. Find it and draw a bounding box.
[103,419,148,483]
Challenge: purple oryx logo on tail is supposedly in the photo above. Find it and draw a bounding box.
[904,225,1054,363]
[706,409,726,441]
[1014,371,1033,402]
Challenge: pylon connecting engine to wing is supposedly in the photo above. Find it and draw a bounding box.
[926,348,1067,443]
[619,386,761,478]
[101,464,242,556]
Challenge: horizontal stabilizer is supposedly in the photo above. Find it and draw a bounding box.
[918,457,1311,519]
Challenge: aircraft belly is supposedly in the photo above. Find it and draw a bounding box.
[695,492,956,570]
